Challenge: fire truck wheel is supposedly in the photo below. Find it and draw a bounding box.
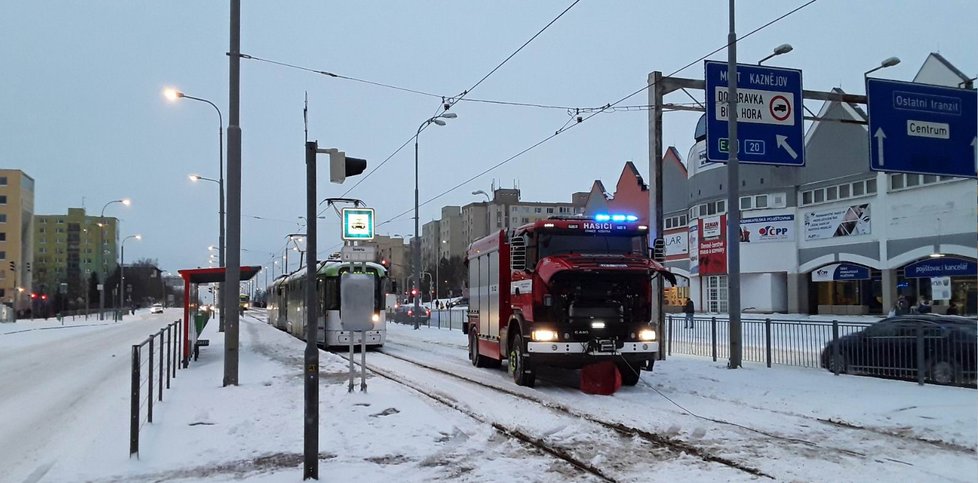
[617,360,641,386]
[470,331,484,367]
[509,333,536,387]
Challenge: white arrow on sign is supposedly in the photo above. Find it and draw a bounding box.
[775,135,798,160]
[874,128,887,167]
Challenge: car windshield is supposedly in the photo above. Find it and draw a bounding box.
[537,233,644,258]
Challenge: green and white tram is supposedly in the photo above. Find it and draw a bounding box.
[267,260,389,348]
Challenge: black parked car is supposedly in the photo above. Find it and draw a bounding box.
[821,315,977,385]
[392,303,430,325]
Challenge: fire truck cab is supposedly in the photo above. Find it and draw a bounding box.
[466,214,675,387]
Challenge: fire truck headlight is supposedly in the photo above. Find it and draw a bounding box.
[532,329,558,342]
[638,329,657,341]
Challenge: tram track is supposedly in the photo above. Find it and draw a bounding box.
[378,336,977,482]
[388,333,978,453]
[371,343,771,479]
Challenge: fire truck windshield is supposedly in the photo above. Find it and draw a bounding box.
[537,233,645,258]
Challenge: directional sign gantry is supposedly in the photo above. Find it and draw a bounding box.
[867,78,977,178]
[705,61,805,167]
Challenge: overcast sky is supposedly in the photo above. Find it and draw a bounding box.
[2,1,975,277]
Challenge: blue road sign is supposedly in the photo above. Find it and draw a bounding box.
[866,78,977,178]
[705,61,805,166]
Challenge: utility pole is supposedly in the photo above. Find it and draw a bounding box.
[224,0,242,387]
[726,0,743,368]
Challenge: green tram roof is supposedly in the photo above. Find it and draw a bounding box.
[280,259,387,284]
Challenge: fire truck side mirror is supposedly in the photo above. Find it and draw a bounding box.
[652,238,666,263]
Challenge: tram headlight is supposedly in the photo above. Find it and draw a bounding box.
[638,329,657,341]
[371,313,380,322]
[532,329,558,342]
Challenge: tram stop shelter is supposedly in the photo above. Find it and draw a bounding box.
[177,266,261,367]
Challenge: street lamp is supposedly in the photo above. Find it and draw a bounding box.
[435,240,447,302]
[864,56,901,77]
[99,198,130,319]
[414,112,457,328]
[166,87,225,330]
[119,234,142,314]
[757,43,793,65]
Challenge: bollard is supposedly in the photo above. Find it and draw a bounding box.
[711,317,717,362]
[765,318,772,368]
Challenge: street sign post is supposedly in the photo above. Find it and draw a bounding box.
[341,208,375,241]
[705,61,805,166]
[866,78,977,178]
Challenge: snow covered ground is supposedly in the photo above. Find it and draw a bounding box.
[0,310,975,482]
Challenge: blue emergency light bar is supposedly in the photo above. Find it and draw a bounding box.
[594,213,638,222]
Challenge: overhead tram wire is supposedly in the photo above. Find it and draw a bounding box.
[374,0,819,227]
[318,0,583,207]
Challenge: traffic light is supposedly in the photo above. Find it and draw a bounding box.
[8,261,14,271]
[328,149,367,184]
[25,262,30,272]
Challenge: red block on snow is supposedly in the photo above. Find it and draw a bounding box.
[579,361,622,395]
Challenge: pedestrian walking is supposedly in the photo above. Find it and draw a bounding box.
[683,298,695,329]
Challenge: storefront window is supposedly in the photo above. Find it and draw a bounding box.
[706,275,728,313]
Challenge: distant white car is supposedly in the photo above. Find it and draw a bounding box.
[150,303,164,314]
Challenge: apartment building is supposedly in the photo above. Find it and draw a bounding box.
[0,170,34,313]
[34,207,118,304]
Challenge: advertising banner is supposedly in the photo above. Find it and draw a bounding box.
[811,263,871,282]
[688,223,699,275]
[698,215,726,275]
[740,214,794,243]
[663,228,688,259]
[803,204,871,240]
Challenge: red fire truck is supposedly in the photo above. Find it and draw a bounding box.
[465,214,675,387]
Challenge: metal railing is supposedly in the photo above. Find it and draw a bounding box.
[388,307,467,330]
[130,320,182,457]
[666,314,976,387]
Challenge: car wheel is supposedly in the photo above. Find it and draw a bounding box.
[828,353,848,374]
[930,360,960,385]
[509,333,535,387]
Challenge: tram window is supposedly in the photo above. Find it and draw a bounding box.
[324,278,340,310]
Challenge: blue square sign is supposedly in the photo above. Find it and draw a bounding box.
[342,208,375,241]
[866,78,977,178]
[705,61,805,166]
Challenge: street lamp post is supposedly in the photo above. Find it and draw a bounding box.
[757,43,793,65]
[192,173,225,330]
[166,88,226,332]
[413,112,457,329]
[99,198,130,320]
[864,56,901,77]
[119,234,142,317]
[435,240,446,302]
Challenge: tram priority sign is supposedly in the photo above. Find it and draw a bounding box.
[705,61,805,167]
[341,207,375,241]
[866,78,977,178]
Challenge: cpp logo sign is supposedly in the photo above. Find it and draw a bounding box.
[758,225,789,237]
